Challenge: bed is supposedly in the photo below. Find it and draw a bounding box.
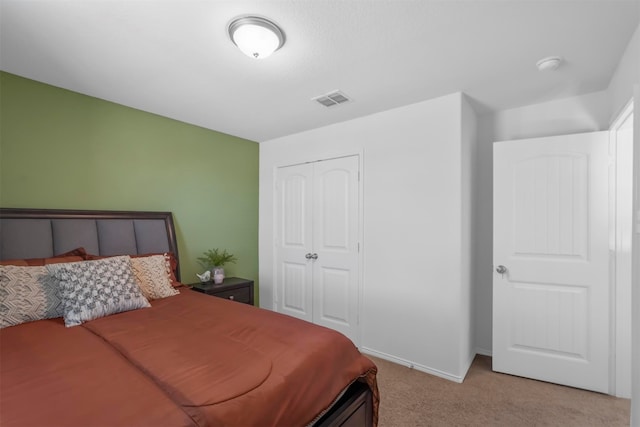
[0,208,378,427]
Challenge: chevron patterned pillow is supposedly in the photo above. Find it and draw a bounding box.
[0,265,64,328]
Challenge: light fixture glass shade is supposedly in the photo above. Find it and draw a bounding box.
[536,56,562,71]
[228,16,285,59]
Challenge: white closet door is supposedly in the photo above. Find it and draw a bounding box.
[312,156,359,343]
[276,163,313,322]
[275,155,360,345]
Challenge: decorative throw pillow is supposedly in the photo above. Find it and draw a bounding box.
[47,256,150,327]
[84,252,181,287]
[161,252,182,287]
[0,265,64,328]
[130,255,179,300]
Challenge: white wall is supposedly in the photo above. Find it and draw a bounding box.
[460,95,477,371]
[260,92,476,381]
[609,24,639,121]
[473,90,611,354]
[260,21,639,391]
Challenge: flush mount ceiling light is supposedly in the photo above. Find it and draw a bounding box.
[228,16,285,59]
[536,56,563,71]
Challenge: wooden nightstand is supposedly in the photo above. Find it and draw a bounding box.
[189,277,254,305]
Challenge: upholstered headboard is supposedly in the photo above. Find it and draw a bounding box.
[0,208,180,280]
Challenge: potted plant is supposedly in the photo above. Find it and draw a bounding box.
[197,248,238,284]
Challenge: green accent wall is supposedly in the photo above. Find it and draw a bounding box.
[0,72,259,300]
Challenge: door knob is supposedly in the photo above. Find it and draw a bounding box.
[496,265,508,275]
[310,253,318,260]
[305,253,313,259]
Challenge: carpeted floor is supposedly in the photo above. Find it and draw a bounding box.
[370,355,630,426]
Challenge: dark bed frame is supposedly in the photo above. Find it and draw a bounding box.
[0,207,374,427]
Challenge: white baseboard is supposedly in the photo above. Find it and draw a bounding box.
[475,347,492,357]
[460,350,475,380]
[361,347,466,383]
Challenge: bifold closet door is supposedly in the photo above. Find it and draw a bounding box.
[276,162,314,323]
[311,156,359,342]
[275,156,360,344]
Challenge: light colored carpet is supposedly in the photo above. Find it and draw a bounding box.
[370,355,630,427]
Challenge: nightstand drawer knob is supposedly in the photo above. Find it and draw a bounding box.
[229,295,235,300]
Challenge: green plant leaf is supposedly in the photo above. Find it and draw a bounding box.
[197,248,238,269]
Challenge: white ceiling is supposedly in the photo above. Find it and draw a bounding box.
[1,0,638,142]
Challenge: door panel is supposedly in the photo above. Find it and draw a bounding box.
[312,156,359,342]
[510,282,588,359]
[317,266,351,324]
[493,131,609,393]
[512,154,588,258]
[276,164,313,322]
[281,262,310,315]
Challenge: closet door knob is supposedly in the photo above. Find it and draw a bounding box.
[305,253,313,259]
[310,253,318,260]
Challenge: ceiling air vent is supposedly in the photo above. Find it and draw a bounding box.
[312,90,352,107]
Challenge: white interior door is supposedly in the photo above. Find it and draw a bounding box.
[275,156,360,344]
[493,131,610,393]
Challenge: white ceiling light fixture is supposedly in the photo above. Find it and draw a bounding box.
[228,16,285,59]
[536,56,563,71]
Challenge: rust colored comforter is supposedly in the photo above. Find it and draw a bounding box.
[0,317,195,427]
[1,290,377,427]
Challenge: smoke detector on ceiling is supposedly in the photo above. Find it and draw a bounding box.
[312,90,352,107]
[536,56,563,71]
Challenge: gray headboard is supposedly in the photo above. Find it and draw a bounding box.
[0,208,180,280]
